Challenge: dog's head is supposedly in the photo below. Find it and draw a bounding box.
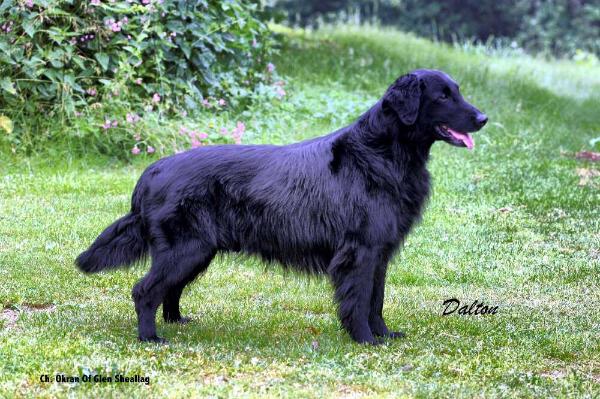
[382,69,487,149]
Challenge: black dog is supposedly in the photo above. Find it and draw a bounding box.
[77,69,487,344]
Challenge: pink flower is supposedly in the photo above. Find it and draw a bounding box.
[231,121,245,144]
[252,39,258,48]
[267,63,275,73]
[152,93,161,103]
[86,87,97,96]
[201,99,210,108]
[179,126,188,135]
[198,132,208,140]
[135,78,142,85]
[218,99,226,107]
[102,120,111,130]
[134,133,141,141]
[191,139,201,148]
[147,146,155,154]
[276,86,286,98]
[111,120,118,128]
[131,146,141,155]
[126,113,140,124]
[220,127,228,135]
[1,22,13,33]
[180,110,187,117]
[25,0,34,8]
[91,0,100,5]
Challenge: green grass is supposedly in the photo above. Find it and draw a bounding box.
[1,26,599,397]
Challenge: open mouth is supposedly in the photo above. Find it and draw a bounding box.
[435,125,474,150]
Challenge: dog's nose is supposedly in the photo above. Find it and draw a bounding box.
[476,113,488,127]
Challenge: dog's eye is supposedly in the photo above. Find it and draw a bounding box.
[439,93,449,101]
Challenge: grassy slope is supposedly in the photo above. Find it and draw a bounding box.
[1,26,599,397]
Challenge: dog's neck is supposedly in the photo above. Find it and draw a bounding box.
[352,101,434,164]
[332,102,431,199]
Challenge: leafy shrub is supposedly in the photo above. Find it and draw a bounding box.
[0,0,279,154]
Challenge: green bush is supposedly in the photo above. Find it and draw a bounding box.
[0,0,279,154]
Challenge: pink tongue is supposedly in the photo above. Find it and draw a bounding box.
[448,128,474,150]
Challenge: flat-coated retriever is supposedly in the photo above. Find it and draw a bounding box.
[77,69,487,344]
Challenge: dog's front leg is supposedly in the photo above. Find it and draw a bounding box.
[369,261,405,339]
[329,246,378,344]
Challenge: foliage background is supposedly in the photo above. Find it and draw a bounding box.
[1,0,598,157]
[275,0,600,59]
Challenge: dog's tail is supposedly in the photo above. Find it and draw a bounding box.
[76,212,147,273]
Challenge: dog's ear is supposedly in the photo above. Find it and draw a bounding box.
[382,74,421,126]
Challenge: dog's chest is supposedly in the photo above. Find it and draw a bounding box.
[375,164,431,243]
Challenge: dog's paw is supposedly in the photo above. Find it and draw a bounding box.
[165,316,192,324]
[357,338,382,346]
[352,332,379,345]
[372,328,406,339]
[139,335,168,344]
[386,331,406,339]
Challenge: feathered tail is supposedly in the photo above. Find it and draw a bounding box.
[76,212,147,273]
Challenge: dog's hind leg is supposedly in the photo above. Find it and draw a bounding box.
[162,282,192,324]
[329,245,378,344]
[132,239,214,343]
[162,250,215,324]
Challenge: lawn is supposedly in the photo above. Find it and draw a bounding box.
[1,26,599,398]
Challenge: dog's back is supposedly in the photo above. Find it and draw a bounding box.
[133,132,358,273]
